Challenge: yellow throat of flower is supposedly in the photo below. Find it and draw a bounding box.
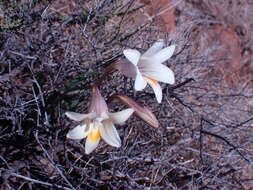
[88,127,101,142]
[145,77,159,86]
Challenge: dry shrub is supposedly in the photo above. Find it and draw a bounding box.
[0,0,252,189]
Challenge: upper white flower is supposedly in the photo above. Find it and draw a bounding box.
[123,39,175,103]
[66,86,134,154]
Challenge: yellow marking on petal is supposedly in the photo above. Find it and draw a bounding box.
[88,128,101,142]
[144,77,159,86]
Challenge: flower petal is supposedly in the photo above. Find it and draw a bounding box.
[108,108,134,124]
[100,121,121,147]
[67,124,89,140]
[151,45,175,64]
[123,49,141,66]
[65,111,94,122]
[88,126,101,141]
[85,135,100,154]
[89,85,109,116]
[142,39,164,57]
[140,63,175,84]
[135,70,147,90]
[114,61,137,78]
[145,77,163,103]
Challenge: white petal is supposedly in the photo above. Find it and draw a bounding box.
[146,79,163,103]
[85,137,100,154]
[99,121,121,147]
[140,63,175,84]
[143,39,164,57]
[108,108,134,124]
[123,49,141,66]
[151,45,175,63]
[67,124,88,140]
[100,112,110,120]
[65,111,93,122]
[134,70,147,90]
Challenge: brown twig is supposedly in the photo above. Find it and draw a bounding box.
[34,131,76,190]
[11,173,73,190]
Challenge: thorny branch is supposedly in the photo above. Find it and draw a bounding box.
[34,131,76,190]
[200,128,250,163]
[10,173,73,190]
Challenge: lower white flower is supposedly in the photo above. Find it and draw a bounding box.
[66,86,134,154]
[123,39,176,103]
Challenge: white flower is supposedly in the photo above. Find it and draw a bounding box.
[123,39,175,103]
[66,86,134,154]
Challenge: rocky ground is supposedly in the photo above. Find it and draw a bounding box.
[0,0,253,189]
